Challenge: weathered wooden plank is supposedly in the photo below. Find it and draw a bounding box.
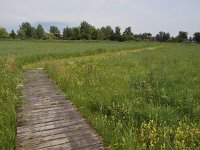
[16,69,104,150]
[29,114,79,124]
[18,124,90,138]
[19,131,100,147]
[33,118,82,128]
[39,143,72,150]
[30,107,76,114]
[30,103,71,109]
[17,126,95,141]
[37,137,70,149]
[17,119,85,134]
[27,120,85,133]
[25,109,77,117]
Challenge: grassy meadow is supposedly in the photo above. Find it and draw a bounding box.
[44,44,200,149]
[0,40,199,149]
[0,40,156,149]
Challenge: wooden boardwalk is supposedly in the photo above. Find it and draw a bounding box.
[16,69,104,150]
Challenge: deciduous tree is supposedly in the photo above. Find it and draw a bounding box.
[123,27,134,40]
[90,26,98,40]
[80,21,92,40]
[18,22,34,39]
[9,30,17,39]
[72,27,80,40]
[0,27,9,38]
[98,27,106,40]
[193,32,200,43]
[36,24,45,39]
[105,26,114,40]
[176,31,188,42]
[49,26,60,34]
[156,31,170,42]
[113,26,122,41]
[63,27,73,40]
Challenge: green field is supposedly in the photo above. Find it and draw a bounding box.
[0,40,199,149]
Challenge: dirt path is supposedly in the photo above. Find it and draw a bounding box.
[23,46,165,70]
[16,69,104,150]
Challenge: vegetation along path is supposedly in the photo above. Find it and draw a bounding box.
[16,68,104,150]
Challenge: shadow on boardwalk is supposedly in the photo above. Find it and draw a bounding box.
[16,69,104,150]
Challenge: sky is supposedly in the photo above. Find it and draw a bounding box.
[1,0,200,36]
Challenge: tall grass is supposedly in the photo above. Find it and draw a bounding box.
[0,57,21,149]
[0,40,157,149]
[0,40,199,149]
[45,44,200,149]
[0,40,157,58]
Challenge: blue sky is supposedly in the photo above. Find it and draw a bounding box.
[1,0,200,36]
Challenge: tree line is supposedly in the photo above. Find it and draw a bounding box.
[0,21,200,43]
